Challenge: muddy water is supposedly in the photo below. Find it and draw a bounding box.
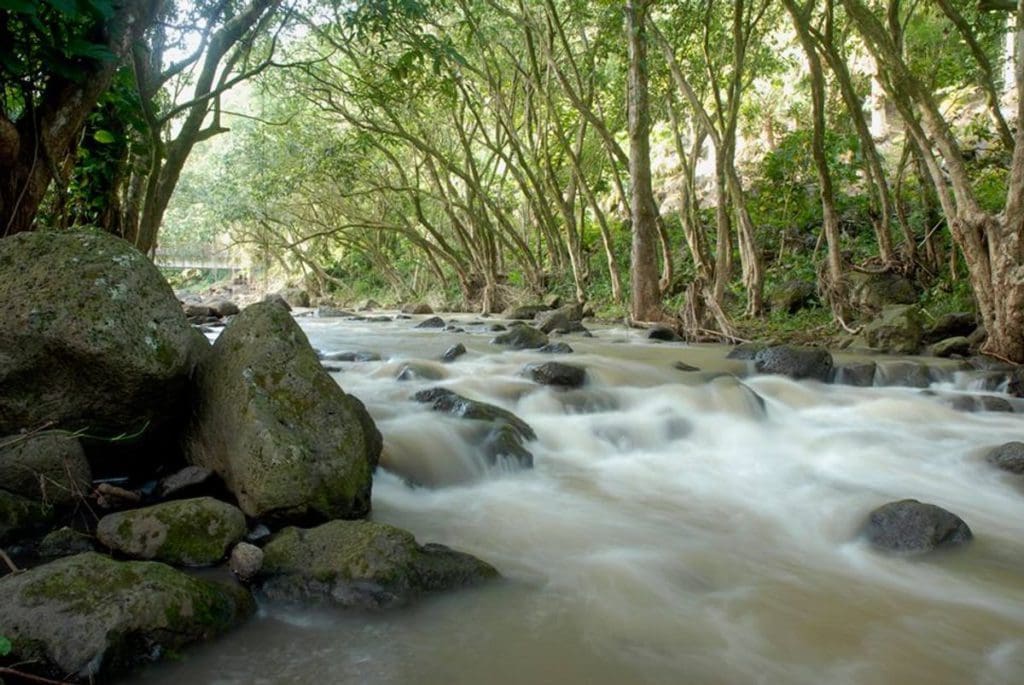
[138,315,1024,685]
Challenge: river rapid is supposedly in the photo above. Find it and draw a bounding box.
[137,314,1024,685]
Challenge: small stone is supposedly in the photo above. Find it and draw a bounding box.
[158,465,217,500]
[673,361,699,372]
[229,542,265,583]
[862,499,972,555]
[987,442,1024,473]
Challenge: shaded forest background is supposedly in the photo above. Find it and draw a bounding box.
[3,0,1024,359]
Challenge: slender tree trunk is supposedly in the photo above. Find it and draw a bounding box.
[625,0,662,321]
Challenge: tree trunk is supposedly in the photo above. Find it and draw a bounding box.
[625,0,662,321]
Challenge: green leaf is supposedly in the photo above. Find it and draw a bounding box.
[86,0,115,19]
[66,38,115,62]
[0,0,38,13]
[43,0,78,15]
[93,129,116,144]
[0,634,11,657]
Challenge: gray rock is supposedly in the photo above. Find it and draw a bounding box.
[502,304,547,320]
[316,306,354,318]
[157,465,218,500]
[770,280,817,314]
[415,316,446,329]
[753,345,833,382]
[38,527,95,558]
[535,304,584,334]
[183,303,213,319]
[258,520,498,608]
[208,299,240,318]
[261,293,291,311]
[492,326,549,350]
[673,361,700,372]
[831,362,876,386]
[229,542,264,583]
[282,288,310,308]
[0,230,207,438]
[97,497,247,567]
[726,342,767,360]
[923,312,977,344]
[0,489,51,544]
[401,303,434,315]
[396,362,446,381]
[414,387,535,467]
[321,350,381,362]
[0,432,91,507]
[441,343,467,363]
[861,305,925,355]
[862,499,972,555]
[928,336,971,358]
[987,442,1024,473]
[525,362,586,388]
[0,552,253,679]
[186,303,382,524]
[847,272,919,311]
[538,342,574,354]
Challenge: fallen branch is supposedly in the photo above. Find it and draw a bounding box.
[0,666,73,685]
[0,548,21,574]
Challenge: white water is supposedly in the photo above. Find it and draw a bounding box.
[138,315,1024,685]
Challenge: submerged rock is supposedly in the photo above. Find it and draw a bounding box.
[862,499,972,555]
[0,230,207,438]
[415,316,445,329]
[258,520,498,608]
[492,326,549,350]
[441,343,467,363]
[414,388,536,467]
[97,497,246,567]
[0,432,91,507]
[524,362,586,388]
[831,362,876,387]
[538,342,574,354]
[0,552,253,680]
[187,303,382,525]
[753,345,833,382]
[396,361,447,381]
[986,442,1024,474]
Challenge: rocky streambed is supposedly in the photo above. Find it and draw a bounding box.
[3,231,1024,684]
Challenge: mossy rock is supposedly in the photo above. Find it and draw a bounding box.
[38,527,95,558]
[0,552,253,680]
[0,489,52,545]
[258,520,498,608]
[860,305,925,355]
[0,432,91,507]
[847,272,919,311]
[96,497,246,567]
[186,303,382,525]
[491,326,549,349]
[0,230,208,438]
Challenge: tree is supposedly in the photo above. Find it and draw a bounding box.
[0,0,162,236]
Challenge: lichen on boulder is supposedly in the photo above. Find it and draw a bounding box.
[186,302,382,525]
[96,497,246,567]
[257,519,498,608]
[0,229,208,438]
[0,552,253,680]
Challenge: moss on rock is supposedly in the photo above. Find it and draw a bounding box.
[0,552,254,680]
[96,497,246,567]
[258,519,498,608]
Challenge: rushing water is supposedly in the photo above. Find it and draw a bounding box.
[137,314,1024,685]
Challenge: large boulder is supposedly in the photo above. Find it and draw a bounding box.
[97,497,246,567]
[258,520,498,608]
[847,271,919,311]
[0,432,91,507]
[923,312,977,344]
[862,499,972,555]
[770,280,817,314]
[0,230,207,437]
[186,303,382,525]
[0,552,253,680]
[860,305,925,355]
[534,304,584,334]
[753,345,833,382]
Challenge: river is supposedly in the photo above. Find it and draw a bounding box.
[136,313,1024,685]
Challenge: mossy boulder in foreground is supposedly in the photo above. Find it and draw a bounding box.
[0,230,208,437]
[97,497,246,567]
[187,302,382,525]
[0,552,254,680]
[257,519,499,608]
